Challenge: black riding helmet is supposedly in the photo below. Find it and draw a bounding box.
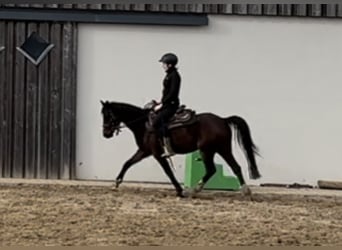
[159,53,178,66]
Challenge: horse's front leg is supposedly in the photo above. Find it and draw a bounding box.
[115,149,150,188]
[155,156,184,198]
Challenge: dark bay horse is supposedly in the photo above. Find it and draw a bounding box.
[100,100,261,197]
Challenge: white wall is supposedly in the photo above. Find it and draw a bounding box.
[76,15,342,185]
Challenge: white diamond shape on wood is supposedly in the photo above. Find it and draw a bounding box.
[16,32,55,66]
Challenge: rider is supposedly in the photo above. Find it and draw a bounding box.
[153,53,181,158]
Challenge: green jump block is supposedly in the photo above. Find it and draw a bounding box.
[184,150,240,191]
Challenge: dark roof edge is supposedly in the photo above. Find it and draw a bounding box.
[0,7,208,26]
[0,4,342,18]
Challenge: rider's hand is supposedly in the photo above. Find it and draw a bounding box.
[154,103,162,111]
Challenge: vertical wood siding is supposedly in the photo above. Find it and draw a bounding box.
[0,21,77,179]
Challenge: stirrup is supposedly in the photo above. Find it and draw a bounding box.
[161,147,175,158]
[161,137,175,158]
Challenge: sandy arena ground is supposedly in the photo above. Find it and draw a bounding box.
[0,178,342,246]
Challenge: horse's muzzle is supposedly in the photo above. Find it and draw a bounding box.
[103,129,114,138]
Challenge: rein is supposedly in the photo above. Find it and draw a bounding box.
[114,112,150,134]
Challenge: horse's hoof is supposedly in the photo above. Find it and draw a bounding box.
[110,184,119,191]
[241,184,252,196]
[114,179,122,189]
[193,181,204,193]
[181,189,193,198]
[183,189,190,196]
[112,183,120,191]
[184,188,199,199]
[177,193,185,198]
[176,190,186,198]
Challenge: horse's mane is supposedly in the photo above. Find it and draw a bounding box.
[106,101,147,117]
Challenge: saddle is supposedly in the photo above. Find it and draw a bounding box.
[144,102,197,131]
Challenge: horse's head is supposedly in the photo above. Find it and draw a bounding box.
[100,100,122,138]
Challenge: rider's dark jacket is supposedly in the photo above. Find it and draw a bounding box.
[161,67,181,107]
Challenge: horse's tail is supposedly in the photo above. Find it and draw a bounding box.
[225,115,261,180]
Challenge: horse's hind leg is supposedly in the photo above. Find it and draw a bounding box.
[193,150,216,193]
[218,146,251,196]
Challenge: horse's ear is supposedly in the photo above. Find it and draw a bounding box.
[100,100,105,105]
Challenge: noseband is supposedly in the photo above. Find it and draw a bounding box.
[103,110,148,136]
[103,111,122,136]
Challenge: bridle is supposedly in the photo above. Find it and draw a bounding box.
[103,109,150,136]
[103,111,122,136]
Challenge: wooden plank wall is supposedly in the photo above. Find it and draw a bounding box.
[0,21,77,179]
[0,4,342,18]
